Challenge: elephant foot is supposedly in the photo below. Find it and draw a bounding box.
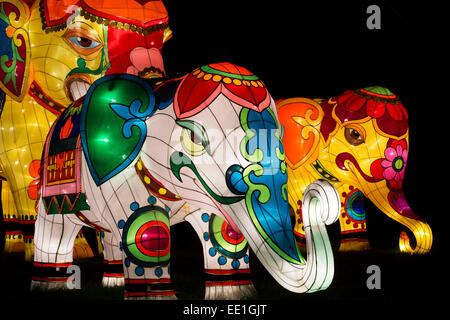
[102,275,125,287]
[102,260,124,287]
[73,231,95,259]
[30,279,69,291]
[125,291,178,300]
[124,278,176,300]
[30,263,73,291]
[205,283,257,300]
[125,293,178,300]
[3,231,25,253]
[338,239,372,252]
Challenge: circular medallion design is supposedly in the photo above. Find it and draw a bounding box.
[121,205,170,267]
[208,214,248,260]
[345,190,366,223]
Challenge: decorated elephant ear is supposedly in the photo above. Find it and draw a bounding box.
[0,89,4,111]
[0,0,31,101]
[276,98,324,169]
[81,74,169,186]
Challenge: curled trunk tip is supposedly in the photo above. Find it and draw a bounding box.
[399,221,433,254]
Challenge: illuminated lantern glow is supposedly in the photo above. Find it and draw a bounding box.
[136,156,256,299]
[277,86,432,254]
[1,178,25,253]
[101,230,125,287]
[0,0,170,261]
[187,212,257,300]
[32,63,340,299]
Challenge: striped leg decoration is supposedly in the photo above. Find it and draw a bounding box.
[31,262,72,290]
[186,211,257,300]
[124,276,175,300]
[31,200,82,290]
[102,230,124,287]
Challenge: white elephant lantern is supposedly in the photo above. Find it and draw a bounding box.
[32,63,340,298]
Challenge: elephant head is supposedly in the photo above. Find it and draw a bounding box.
[0,0,170,105]
[278,86,432,254]
[0,0,170,258]
[78,63,340,293]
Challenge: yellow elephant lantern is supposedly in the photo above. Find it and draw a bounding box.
[0,0,171,260]
[277,86,432,254]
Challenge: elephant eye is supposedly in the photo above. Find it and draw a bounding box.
[64,28,103,55]
[68,36,100,50]
[190,130,203,145]
[181,128,207,156]
[177,120,210,156]
[345,127,365,146]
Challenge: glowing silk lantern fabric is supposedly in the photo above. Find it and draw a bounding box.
[277,86,432,254]
[1,178,25,253]
[32,63,340,299]
[0,0,170,260]
[187,211,257,300]
[136,157,256,300]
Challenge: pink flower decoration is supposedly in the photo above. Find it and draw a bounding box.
[126,47,165,78]
[381,144,408,182]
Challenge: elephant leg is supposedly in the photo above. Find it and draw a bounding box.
[186,212,256,300]
[95,173,177,299]
[122,257,175,300]
[31,200,82,290]
[119,200,176,300]
[119,201,176,299]
[1,179,25,253]
[101,230,124,287]
[338,186,371,251]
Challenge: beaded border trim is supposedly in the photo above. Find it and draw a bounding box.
[40,1,169,35]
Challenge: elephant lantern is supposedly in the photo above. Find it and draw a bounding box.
[0,0,171,260]
[277,86,432,254]
[31,63,341,298]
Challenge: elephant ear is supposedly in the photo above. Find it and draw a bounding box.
[81,74,157,186]
[276,98,324,169]
[0,89,5,114]
[0,1,31,102]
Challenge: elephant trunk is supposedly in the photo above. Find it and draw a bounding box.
[293,180,341,292]
[367,187,432,254]
[230,180,340,293]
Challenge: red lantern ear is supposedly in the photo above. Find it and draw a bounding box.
[276,98,324,169]
[0,0,31,102]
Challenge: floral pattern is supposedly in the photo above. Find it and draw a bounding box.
[370,139,408,191]
[381,140,408,182]
[174,63,271,119]
[27,160,41,201]
[321,86,409,141]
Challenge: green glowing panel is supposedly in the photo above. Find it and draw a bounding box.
[81,75,155,185]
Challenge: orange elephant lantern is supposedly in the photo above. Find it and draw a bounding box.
[0,0,171,260]
[277,86,432,254]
